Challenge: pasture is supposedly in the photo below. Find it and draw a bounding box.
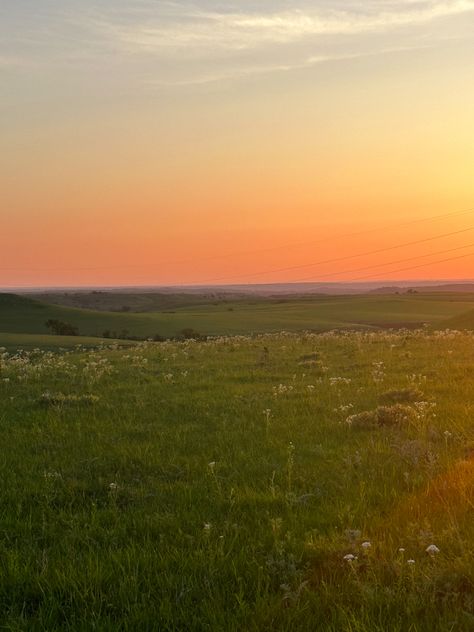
[2,292,474,346]
[2,329,474,629]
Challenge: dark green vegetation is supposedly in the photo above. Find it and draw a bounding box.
[2,291,474,351]
[28,290,251,313]
[2,331,474,630]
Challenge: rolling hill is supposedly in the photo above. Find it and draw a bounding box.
[3,292,474,349]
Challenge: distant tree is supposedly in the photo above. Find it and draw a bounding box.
[153,333,165,342]
[45,319,79,336]
[102,330,111,338]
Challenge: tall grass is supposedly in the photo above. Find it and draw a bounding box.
[1,329,474,630]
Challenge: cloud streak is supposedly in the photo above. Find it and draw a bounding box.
[2,1,473,87]
[144,44,433,87]
[103,0,474,55]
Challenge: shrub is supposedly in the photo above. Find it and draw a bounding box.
[45,319,79,336]
[346,404,414,429]
[376,404,414,427]
[379,388,424,404]
[345,410,378,429]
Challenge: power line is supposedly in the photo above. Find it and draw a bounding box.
[345,249,474,282]
[1,205,473,273]
[149,204,474,267]
[198,224,474,284]
[290,241,474,283]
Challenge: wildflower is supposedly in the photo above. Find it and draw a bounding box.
[361,541,371,550]
[407,559,416,565]
[208,461,216,471]
[399,548,406,553]
[203,523,212,531]
[343,554,357,562]
[426,544,440,555]
[109,482,118,490]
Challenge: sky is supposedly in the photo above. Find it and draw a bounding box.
[1,0,474,287]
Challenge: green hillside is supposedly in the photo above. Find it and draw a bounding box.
[2,292,474,342]
[440,307,474,330]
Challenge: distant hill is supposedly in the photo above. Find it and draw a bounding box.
[370,284,474,295]
[26,290,252,313]
[0,293,167,339]
[4,291,474,344]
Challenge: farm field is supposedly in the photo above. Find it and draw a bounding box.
[3,292,474,345]
[2,330,474,630]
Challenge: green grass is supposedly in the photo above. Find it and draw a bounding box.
[440,306,474,330]
[0,333,137,353]
[27,290,251,313]
[2,292,474,343]
[2,330,474,629]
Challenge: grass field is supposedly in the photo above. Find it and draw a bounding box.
[0,333,137,353]
[2,330,474,629]
[3,292,474,344]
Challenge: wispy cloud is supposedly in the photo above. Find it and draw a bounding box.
[2,0,473,86]
[101,1,474,55]
[144,44,433,87]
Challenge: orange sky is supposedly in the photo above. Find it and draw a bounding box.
[1,1,473,287]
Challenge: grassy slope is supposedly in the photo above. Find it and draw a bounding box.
[2,331,474,629]
[2,292,474,341]
[0,333,137,352]
[27,291,250,312]
[440,307,474,330]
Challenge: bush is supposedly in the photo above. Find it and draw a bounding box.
[45,319,79,336]
[379,388,424,404]
[346,404,414,429]
[376,404,414,427]
[345,410,378,429]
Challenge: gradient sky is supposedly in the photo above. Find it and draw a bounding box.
[1,0,474,287]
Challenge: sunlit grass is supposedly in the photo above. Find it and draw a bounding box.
[1,329,474,629]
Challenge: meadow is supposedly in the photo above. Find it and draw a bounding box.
[3,291,474,347]
[2,328,474,630]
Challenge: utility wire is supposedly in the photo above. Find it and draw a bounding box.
[1,205,473,273]
[290,241,474,282]
[199,224,474,284]
[347,250,474,282]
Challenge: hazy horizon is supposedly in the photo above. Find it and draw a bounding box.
[5,278,474,294]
